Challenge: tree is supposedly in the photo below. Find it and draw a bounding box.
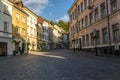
[57,20,69,32]
[45,19,69,32]
[50,20,55,26]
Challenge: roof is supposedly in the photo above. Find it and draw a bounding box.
[68,0,78,13]
[9,0,28,16]
[9,0,22,4]
[23,6,38,17]
[38,16,44,24]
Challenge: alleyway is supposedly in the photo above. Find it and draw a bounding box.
[0,49,120,80]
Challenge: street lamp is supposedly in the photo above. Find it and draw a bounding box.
[88,5,98,56]
[93,29,98,56]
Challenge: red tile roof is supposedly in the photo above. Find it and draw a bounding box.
[38,17,44,24]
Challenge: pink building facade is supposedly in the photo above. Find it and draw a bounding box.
[68,0,120,54]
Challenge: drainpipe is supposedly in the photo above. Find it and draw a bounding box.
[106,0,112,54]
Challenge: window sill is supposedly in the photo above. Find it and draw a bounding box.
[0,30,12,34]
[3,12,10,16]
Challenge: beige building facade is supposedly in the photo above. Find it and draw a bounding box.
[37,17,44,51]
[68,0,120,54]
[53,25,63,49]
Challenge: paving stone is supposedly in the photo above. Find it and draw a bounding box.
[0,49,120,80]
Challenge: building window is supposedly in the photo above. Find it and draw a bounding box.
[89,0,93,5]
[86,34,89,46]
[78,21,81,30]
[74,25,76,33]
[22,17,25,23]
[78,21,80,30]
[81,2,83,12]
[3,5,8,14]
[71,27,72,35]
[72,12,74,20]
[78,5,80,15]
[75,9,77,18]
[89,12,93,25]
[75,23,78,32]
[22,29,26,36]
[30,17,32,23]
[100,2,106,19]
[102,28,108,44]
[90,33,94,46]
[16,27,19,34]
[34,19,36,24]
[40,33,42,39]
[82,36,85,47]
[96,30,100,45]
[112,23,120,42]
[73,11,75,20]
[34,29,36,37]
[84,0,87,9]
[30,28,32,36]
[70,14,72,22]
[37,32,39,37]
[110,0,117,13]
[82,19,84,28]
[94,8,99,22]
[16,14,19,20]
[72,26,75,34]
[85,15,88,27]
[4,21,9,32]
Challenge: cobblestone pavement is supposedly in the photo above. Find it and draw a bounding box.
[0,49,120,80]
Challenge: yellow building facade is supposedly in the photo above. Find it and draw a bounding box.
[12,1,28,55]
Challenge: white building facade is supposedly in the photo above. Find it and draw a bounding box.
[42,21,49,50]
[23,7,37,52]
[52,25,63,49]
[0,0,13,56]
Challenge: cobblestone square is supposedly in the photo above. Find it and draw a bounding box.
[0,49,120,80]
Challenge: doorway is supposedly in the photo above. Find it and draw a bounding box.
[0,42,7,56]
[22,43,25,53]
[79,38,82,50]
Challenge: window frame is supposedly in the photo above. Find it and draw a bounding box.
[4,21,9,32]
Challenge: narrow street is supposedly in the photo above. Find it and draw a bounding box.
[0,49,120,80]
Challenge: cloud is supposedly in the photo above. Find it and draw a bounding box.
[22,0,49,14]
[56,15,69,22]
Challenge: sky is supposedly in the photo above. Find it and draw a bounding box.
[22,0,74,22]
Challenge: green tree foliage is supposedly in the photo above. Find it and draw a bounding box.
[50,20,55,26]
[45,19,69,32]
[57,20,69,32]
